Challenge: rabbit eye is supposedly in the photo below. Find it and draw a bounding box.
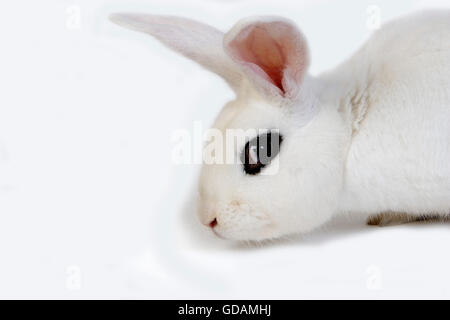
[241,131,282,175]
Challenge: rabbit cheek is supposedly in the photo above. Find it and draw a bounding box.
[213,201,274,240]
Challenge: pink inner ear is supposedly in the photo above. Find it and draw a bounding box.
[228,22,305,95]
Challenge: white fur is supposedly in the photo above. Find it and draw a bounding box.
[111,11,450,241]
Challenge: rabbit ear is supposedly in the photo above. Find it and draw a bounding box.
[224,17,310,100]
[109,14,241,89]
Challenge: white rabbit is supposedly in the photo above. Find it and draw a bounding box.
[110,11,450,240]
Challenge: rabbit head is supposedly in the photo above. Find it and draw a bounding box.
[111,14,348,240]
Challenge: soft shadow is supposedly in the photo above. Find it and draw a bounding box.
[228,214,374,251]
[180,189,450,251]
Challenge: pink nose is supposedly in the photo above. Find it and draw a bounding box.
[209,218,217,228]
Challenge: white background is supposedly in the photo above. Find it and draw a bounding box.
[1,0,450,299]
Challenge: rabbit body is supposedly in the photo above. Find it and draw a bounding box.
[324,12,450,218]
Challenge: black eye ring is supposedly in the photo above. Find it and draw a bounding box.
[241,131,283,175]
